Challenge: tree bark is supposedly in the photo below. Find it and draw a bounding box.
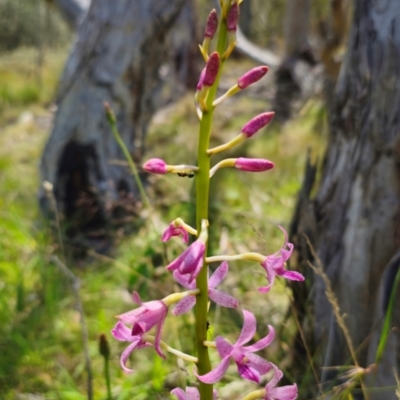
[291,1,400,398]
[39,0,187,254]
[273,0,319,121]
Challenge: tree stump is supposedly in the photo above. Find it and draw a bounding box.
[39,0,188,255]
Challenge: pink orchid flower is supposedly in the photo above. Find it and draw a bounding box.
[259,226,304,293]
[197,310,275,384]
[172,261,239,315]
[162,222,189,244]
[111,321,151,373]
[171,386,217,400]
[166,239,206,283]
[116,292,168,357]
[263,363,298,400]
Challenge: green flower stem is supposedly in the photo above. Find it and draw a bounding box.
[241,389,266,400]
[142,334,198,363]
[105,103,150,209]
[104,356,112,400]
[195,14,229,400]
[206,252,265,264]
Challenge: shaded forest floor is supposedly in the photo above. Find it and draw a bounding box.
[0,46,327,399]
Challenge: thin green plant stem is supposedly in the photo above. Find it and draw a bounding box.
[376,263,400,364]
[104,357,112,400]
[104,103,150,209]
[195,16,228,400]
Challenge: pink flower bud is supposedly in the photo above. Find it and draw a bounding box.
[235,158,275,172]
[143,158,167,174]
[196,68,206,91]
[204,9,218,38]
[227,3,239,32]
[203,52,220,87]
[241,112,275,138]
[238,66,269,89]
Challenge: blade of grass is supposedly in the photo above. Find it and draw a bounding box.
[375,265,400,364]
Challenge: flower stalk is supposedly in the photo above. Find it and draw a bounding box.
[194,10,231,399]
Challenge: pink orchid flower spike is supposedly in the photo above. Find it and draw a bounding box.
[116,292,168,357]
[172,261,239,315]
[263,364,298,400]
[171,386,218,400]
[197,310,275,384]
[259,225,305,293]
[162,222,189,244]
[111,321,151,373]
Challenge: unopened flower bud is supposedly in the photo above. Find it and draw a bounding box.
[205,9,218,39]
[203,52,220,87]
[227,3,239,32]
[238,66,269,89]
[196,68,206,91]
[143,158,168,174]
[235,158,275,172]
[99,334,110,360]
[242,112,275,138]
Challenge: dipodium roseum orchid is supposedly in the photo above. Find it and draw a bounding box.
[197,310,275,384]
[172,261,238,315]
[166,220,208,283]
[258,226,305,293]
[171,386,218,400]
[206,226,304,293]
[116,292,168,357]
[162,218,198,244]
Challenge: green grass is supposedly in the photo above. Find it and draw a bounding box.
[0,49,328,399]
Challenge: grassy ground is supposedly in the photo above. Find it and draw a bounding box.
[0,47,327,399]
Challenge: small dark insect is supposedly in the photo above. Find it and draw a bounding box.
[206,320,211,331]
[177,171,195,178]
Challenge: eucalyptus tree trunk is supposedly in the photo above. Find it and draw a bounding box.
[273,0,318,121]
[290,1,400,398]
[39,0,187,254]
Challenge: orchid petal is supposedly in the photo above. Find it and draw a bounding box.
[173,270,195,289]
[186,387,200,400]
[166,250,187,271]
[277,225,288,244]
[154,310,168,358]
[120,339,141,373]
[268,384,298,400]
[132,291,142,305]
[208,261,229,288]
[265,363,284,391]
[245,353,273,375]
[258,262,276,293]
[276,269,305,282]
[209,288,238,308]
[196,357,230,384]
[236,310,257,346]
[244,325,275,352]
[170,388,188,400]
[180,242,205,274]
[111,321,134,342]
[237,362,261,383]
[172,296,196,315]
[216,336,234,358]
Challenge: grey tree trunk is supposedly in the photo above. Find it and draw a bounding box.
[291,1,400,398]
[39,0,187,254]
[273,0,319,121]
